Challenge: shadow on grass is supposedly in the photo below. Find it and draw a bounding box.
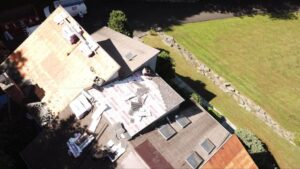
[178,74,216,102]
[251,150,279,169]
[75,0,300,34]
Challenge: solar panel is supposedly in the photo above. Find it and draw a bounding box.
[158,124,176,140]
[200,138,215,154]
[175,114,191,128]
[124,52,137,61]
[185,151,203,169]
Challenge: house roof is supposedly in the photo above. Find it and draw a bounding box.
[130,102,231,169]
[91,27,160,78]
[87,71,184,137]
[202,134,258,169]
[1,7,120,114]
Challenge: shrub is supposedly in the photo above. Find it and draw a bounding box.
[207,107,224,121]
[236,128,266,154]
[108,10,131,37]
[191,92,201,104]
[191,92,207,107]
[191,92,223,121]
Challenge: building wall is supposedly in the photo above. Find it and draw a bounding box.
[146,54,158,71]
[134,54,158,74]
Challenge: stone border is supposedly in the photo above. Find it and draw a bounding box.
[157,32,294,143]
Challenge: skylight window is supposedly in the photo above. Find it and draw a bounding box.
[158,124,176,140]
[185,151,203,169]
[200,138,215,154]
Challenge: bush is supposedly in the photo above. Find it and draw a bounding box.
[108,10,131,37]
[191,92,207,107]
[207,107,224,121]
[236,128,266,154]
[191,92,201,104]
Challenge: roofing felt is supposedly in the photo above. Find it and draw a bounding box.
[202,134,258,169]
[87,71,184,137]
[91,26,160,78]
[1,7,120,114]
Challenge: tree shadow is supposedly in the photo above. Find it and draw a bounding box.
[177,74,216,102]
[0,100,37,169]
[237,137,279,169]
[155,48,215,102]
[155,48,176,80]
[78,0,300,34]
[251,150,279,169]
[21,112,117,169]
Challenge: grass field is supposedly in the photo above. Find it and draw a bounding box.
[165,15,300,145]
[142,34,300,169]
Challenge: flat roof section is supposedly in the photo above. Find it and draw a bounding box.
[1,7,120,114]
[87,71,184,137]
[91,27,160,78]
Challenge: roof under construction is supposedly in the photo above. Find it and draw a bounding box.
[87,71,184,137]
[0,7,120,114]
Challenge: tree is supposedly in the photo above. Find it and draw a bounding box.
[107,10,131,37]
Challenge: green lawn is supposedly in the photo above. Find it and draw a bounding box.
[166,15,300,145]
[142,34,300,169]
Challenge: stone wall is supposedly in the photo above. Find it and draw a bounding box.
[158,32,294,143]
